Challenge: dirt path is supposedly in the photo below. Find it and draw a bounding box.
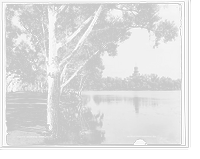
[6,92,48,145]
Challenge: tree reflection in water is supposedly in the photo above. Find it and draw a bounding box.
[132,97,140,114]
[92,94,158,114]
[93,95,124,105]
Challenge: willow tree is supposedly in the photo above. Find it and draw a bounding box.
[5,3,178,138]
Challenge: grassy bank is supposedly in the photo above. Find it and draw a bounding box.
[6,91,81,145]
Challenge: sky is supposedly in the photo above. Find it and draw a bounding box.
[102,4,182,80]
[10,4,182,80]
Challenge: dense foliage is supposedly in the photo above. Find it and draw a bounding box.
[6,3,179,93]
[83,66,181,91]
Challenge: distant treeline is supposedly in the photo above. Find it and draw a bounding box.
[84,73,181,91]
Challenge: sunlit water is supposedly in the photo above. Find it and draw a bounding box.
[82,91,181,145]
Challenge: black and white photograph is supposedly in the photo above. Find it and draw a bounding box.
[0,0,189,148]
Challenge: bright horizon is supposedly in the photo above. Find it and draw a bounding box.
[102,4,182,80]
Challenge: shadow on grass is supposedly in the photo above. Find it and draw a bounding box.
[18,127,46,134]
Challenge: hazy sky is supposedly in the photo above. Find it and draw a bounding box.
[102,4,182,80]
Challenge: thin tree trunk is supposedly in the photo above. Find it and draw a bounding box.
[78,76,89,96]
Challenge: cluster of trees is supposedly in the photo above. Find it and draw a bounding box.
[4,6,33,92]
[6,38,47,92]
[85,73,181,91]
[5,3,179,143]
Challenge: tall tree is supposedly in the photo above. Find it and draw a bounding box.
[5,3,178,139]
[6,45,34,92]
[5,4,33,92]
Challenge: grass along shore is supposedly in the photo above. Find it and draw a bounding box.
[6,91,83,145]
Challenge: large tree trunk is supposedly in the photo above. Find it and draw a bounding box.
[47,73,60,138]
[47,6,61,138]
[46,5,102,139]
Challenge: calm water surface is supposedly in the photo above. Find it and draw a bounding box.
[82,91,181,145]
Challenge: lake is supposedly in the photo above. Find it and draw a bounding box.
[82,91,181,145]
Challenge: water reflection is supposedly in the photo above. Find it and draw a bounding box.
[92,95,158,114]
[133,97,139,114]
[82,91,181,144]
[93,95,124,104]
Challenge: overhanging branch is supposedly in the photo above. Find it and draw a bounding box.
[60,4,103,68]
[61,29,123,88]
[65,16,92,44]
[57,5,67,14]
[72,5,103,52]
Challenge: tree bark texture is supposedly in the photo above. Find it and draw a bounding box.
[46,5,102,139]
[47,73,61,138]
[47,6,61,138]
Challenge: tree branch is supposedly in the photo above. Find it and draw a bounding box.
[61,50,100,88]
[22,23,43,50]
[92,25,133,33]
[34,4,41,12]
[65,16,92,44]
[114,6,138,15]
[41,16,48,65]
[42,4,49,29]
[76,74,88,97]
[93,24,153,33]
[61,29,123,88]
[57,5,67,14]
[22,23,48,67]
[73,5,103,52]
[59,5,103,67]
[74,75,81,90]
